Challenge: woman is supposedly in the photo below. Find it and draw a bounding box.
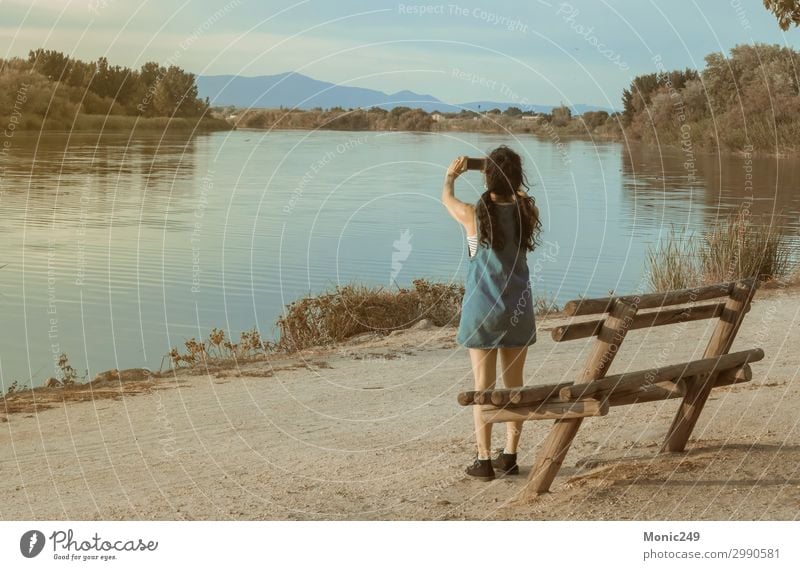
[442,145,541,481]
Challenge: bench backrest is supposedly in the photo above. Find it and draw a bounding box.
[550,279,753,343]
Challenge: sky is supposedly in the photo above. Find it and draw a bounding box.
[1,0,799,107]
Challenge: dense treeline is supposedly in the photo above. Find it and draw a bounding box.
[8,43,797,153]
[231,104,621,139]
[622,43,800,153]
[234,43,800,155]
[0,49,225,131]
[233,106,434,131]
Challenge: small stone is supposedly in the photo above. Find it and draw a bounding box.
[44,377,62,388]
[92,368,152,384]
[346,332,380,344]
[91,369,119,384]
[410,319,435,331]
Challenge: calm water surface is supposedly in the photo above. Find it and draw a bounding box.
[1,130,798,386]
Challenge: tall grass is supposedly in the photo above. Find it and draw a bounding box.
[533,291,562,317]
[699,210,792,284]
[646,211,794,292]
[646,230,701,292]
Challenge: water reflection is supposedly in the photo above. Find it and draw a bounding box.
[0,130,797,389]
[621,144,800,232]
[1,133,201,388]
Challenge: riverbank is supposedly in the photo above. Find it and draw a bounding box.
[229,106,619,141]
[13,114,233,133]
[230,116,794,159]
[1,284,798,520]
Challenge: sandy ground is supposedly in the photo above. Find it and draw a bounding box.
[1,286,799,521]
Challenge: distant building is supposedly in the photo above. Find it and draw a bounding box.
[431,113,444,122]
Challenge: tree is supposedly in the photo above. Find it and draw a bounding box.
[551,104,572,127]
[504,106,522,117]
[1,51,209,123]
[581,110,608,129]
[90,57,137,106]
[621,69,698,124]
[27,49,70,81]
[65,59,95,89]
[152,66,204,117]
[389,106,412,118]
[763,0,800,30]
[620,42,800,152]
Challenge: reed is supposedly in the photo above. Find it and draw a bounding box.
[699,210,792,284]
[645,230,700,292]
[646,213,794,292]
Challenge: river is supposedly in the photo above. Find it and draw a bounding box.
[1,129,797,387]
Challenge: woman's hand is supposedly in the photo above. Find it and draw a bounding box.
[442,156,474,229]
[446,156,468,181]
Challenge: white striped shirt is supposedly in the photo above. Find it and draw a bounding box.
[467,235,478,257]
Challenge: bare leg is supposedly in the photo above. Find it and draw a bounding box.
[498,346,528,454]
[468,348,497,458]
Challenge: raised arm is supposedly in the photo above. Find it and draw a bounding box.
[442,156,475,230]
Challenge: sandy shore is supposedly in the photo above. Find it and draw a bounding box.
[2,286,799,520]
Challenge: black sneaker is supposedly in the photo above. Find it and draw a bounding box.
[465,458,495,481]
[491,451,519,476]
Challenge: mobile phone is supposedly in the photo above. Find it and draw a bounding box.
[466,157,486,171]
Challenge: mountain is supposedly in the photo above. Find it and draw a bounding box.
[197,72,450,113]
[197,72,618,115]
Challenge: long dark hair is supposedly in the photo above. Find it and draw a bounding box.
[476,145,541,252]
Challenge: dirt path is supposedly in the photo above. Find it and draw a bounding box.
[1,287,799,520]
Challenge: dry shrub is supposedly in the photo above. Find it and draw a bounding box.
[787,265,800,286]
[164,326,272,370]
[276,279,464,352]
[533,292,562,317]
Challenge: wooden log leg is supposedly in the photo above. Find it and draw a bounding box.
[523,301,639,498]
[526,417,584,493]
[661,372,718,449]
[661,279,758,453]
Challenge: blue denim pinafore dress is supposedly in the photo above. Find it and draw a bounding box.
[456,202,537,349]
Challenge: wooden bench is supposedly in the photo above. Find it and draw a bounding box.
[457,278,763,498]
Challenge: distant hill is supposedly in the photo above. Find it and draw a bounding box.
[197,72,618,115]
[197,73,448,113]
